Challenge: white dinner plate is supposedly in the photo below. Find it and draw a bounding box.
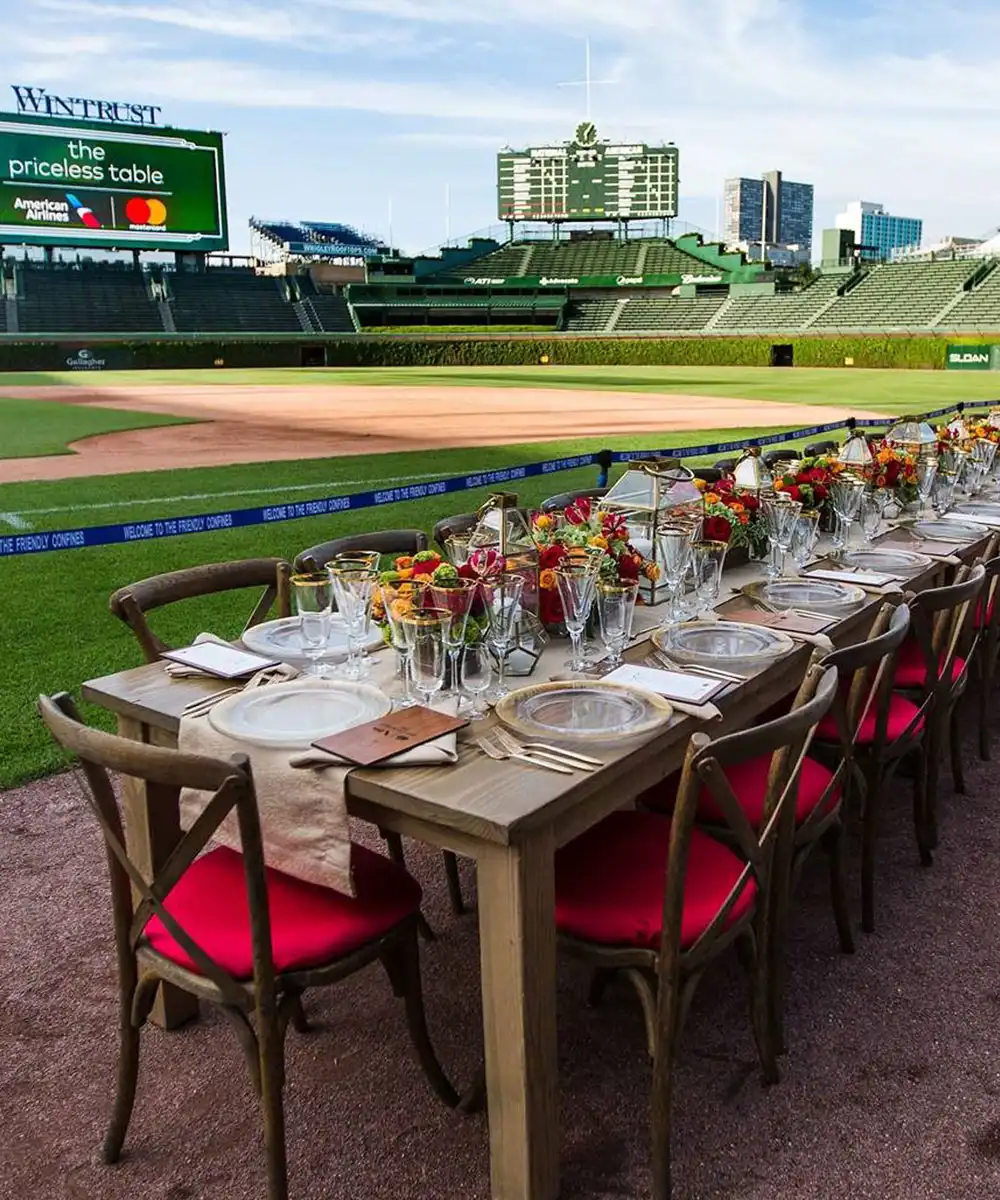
[208,679,391,749]
[242,614,384,667]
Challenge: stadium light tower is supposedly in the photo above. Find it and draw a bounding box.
[558,38,616,122]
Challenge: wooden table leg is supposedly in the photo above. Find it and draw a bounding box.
[476,829,559,1200]
[118,716,199,1030]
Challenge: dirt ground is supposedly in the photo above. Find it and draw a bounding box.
[0,384,889,483]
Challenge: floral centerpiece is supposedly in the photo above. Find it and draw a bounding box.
[868,442,918,503]
[770,455,840,510]
[374,550,489,644]
[695,478,767,555]
[530,497,659,629]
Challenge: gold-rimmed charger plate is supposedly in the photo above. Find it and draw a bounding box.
[494,680,673,743]
[741,578,866,615]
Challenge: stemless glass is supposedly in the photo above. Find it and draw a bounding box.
[291,573,333,676]
[830,477,866,557]
[481,573,525,701]
[327,550,381,573]
[596,579,639,668]
[429,578,478,700]
[329,566,377,680]
[379,578,427,707]
[690,540,728,616]
[790,510,821,573]
[656,523,693,626]
[460,640,493,720]
[400,608,450,707]
[555,563,597,673]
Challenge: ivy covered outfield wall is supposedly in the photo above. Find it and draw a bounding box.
[1,332,999,372]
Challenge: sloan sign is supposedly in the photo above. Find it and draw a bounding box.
[946,344,998,371]
[11,85,162,126]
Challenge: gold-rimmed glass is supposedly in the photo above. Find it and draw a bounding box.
[444,534,473,567]
[429,578,479,700]
[327,550,381,573]
[328,564,378,680]
[555,563,598,673]
[379,578,428,706]
[596,579,639,667]
[399,606,451,707]
[290,572,333,676]
[790,510,821,573]
[690,540,728,615]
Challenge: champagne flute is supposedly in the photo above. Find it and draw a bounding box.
[460,640,493,720]
[830,477,866,557]
[596,580,639,668]
[790,511,821,574]
[915,458,938,517]
[481,573,525,701]
[656,524,693,627]
[859,492,883,545]
[329,565,377,680]
[291,573,333,676]
[400,608,450,707]
[555,563,597,673]
[760,495,802,579]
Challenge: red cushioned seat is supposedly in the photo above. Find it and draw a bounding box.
[145,845,421,979]
[893,639,966,689]
[639,754,839,828]
[554,810,756,951]
[814,689,924,745]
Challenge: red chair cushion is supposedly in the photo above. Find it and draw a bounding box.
[554,810,756,951]
[893,639,966,688]
[145,845,421,980]
[975,598,995,629]
[639,754,839,828]
[815,690,924,744]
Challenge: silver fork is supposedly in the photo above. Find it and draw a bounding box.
[648,647,747,683]
[476,731,574,774]
[182,687,244,717]
[491,727,596,771]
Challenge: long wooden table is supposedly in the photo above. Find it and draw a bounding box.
[81,534,985,1200]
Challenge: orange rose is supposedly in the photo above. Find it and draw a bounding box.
[539,569,557,589]
[693,477,707,492]
[704,492,721,506]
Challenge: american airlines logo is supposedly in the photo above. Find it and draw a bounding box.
[11,85,162,126]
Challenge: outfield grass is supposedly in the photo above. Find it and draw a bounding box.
[0,395,193,459]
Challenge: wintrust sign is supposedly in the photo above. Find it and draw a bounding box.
[11,85,162,126]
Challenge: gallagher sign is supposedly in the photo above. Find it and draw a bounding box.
[11,85,162,126]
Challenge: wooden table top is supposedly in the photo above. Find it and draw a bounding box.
[82,529,990,849]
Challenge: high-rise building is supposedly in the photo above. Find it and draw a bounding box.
[723,170,814,261]
[835,201,922,261]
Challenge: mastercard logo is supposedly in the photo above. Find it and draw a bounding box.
[125,197,167,226]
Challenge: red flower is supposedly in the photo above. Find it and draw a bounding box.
[539,542,568,570]
[411,558,438,577]
[740,493,761,512]
[601,511,628,539]
[813,483,828,501]
[564,497,592,525]
[539,589,564,626]
[617,553,640,581]
[787,485,802,502]
[703,515,732,543]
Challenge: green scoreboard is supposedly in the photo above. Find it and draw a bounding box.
[498,122,679,222]
[0,111,228,251]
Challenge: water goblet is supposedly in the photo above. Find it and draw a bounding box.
[329,565,377,680]
[829,477,866,557]
[915,458,938,517]
[931,470,956,517]
[859,492,883,545]
[790,510,821,574]
[291,573,333,676]
[760,495,802,578]
[399,607,450,707]
[555,563,597,673]
[444,534,473,567]
[656,523,693,626]
[596,579,639,668]
[690,540,728,615]
[481,572,525,701]
[379,578,428,707]
[429,578,478,700]
[460,640,493,720]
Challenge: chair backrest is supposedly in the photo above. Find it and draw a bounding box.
[820,601,914,757]
[804,441,838,458]
[692,467,722,485]
[713,457,738,473]
[974,547,1000,669]
[762,449,801,469]
[294,529,428,574]
[663,661,838,975]
[906,562,985,704]
[37,693,279,1015]
[109,559,292,664]
[539,487,610,514]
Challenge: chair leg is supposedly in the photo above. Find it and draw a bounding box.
[443,851,466,915]
[258,1025,289,1200]
[383,829,436,941]
[918,728,939,865]
[588,967,616,1008]
[822,822,855,954]
[979,662,994,761]
[394,927,460,1108]
[650,979,685,1200]
[102,991,141,1164]
[860,763,879,934]
[949,703,966,795]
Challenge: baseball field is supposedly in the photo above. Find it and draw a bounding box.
[1,363,994,789]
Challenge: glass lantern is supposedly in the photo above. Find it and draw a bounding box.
[598,458,703,604]
[732,446,774,494]
[988,407,1000,430]
[838,428,874,475]
[885,415,938,463]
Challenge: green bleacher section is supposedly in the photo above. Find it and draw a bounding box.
[939,263,1000,331]
[712,275,844,333]
[809,260,980,331]
[450,243,532,278]
[615,296,726,332]
[563,299,618,331]
[435,237,724,282]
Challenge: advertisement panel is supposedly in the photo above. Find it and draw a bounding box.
[0,110,228,251]
[945,344,994,370]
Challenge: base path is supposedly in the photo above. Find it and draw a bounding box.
[0,384,889,482]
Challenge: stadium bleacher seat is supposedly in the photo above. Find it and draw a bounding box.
[711,275,843,333]
[15,264,164,334]
[810,260,979,331]
[167,269,302,333]
[940,263,1000,331]
[614,295,725,332]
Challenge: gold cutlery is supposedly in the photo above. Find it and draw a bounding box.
[648,648,747,683]
[476,731,574,774]
[490,728,597,771]
[182,687,244,717]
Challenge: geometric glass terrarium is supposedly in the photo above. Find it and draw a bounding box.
[885,415,938,462]
[838,428,874,474]
[599,458,703,604]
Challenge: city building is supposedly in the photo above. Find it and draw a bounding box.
[723,170,814,264]
[834,201,923,261]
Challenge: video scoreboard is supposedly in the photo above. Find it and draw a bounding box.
[498,122,679,223]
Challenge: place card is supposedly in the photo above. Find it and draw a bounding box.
[311,705,468,766]
[806,568,898,588]
[603,663,724,705]
[720,606,836,634]
[161,643,282,679]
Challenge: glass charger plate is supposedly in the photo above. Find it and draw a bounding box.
[653,621,794,667]
[911,519,985,542]
[842,547,932,573]
[242,615,383,666]
[953,503,1000,522]
[743,578,865,615]
[495,681,673,743]
[208,680,391,749]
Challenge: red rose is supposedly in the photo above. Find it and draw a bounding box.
[787,485,802,502]
[741,493,761,512]
[703,516,732,543]
[539,589,564,626]
[539,543,568,570]
[813,483,828,501]
[617,553,640,580]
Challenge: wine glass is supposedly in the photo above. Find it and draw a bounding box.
[830,477,866,557]
[790,511,821,573]
[444,534,473,567]
[429,578,478,700]
[327,551,381,573]
[555,563,597,673]
[760,496,802,579]
[329,566,377,680]
[596,580,639,668]
[379,578,427,707]
[400,608,450,707]
[915,458,938,517]
[931,471,956,517]
[690,540,728,616]
[460,640,493,720]
[859,492,883,545]
[481,573,525,701]
[290,573,333,676]
[656,524,693,626]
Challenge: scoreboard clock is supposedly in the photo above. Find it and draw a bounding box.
[497,123,679,222]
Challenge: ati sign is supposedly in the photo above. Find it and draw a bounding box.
[946,345,999,371]
[11,85,162,126]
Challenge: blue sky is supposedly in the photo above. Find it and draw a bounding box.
[3,0,1000,256]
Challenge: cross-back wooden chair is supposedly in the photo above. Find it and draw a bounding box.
[539,486,609,513]
[971,541,1000,761]
[38,693,459,1200]
[293,529,428,574]
[812,602,917,933]
[554,662,838,1200]
[895,563,985,863]
[109,559,292,663]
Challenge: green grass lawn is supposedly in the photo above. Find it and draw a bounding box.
[0,395,193,459]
